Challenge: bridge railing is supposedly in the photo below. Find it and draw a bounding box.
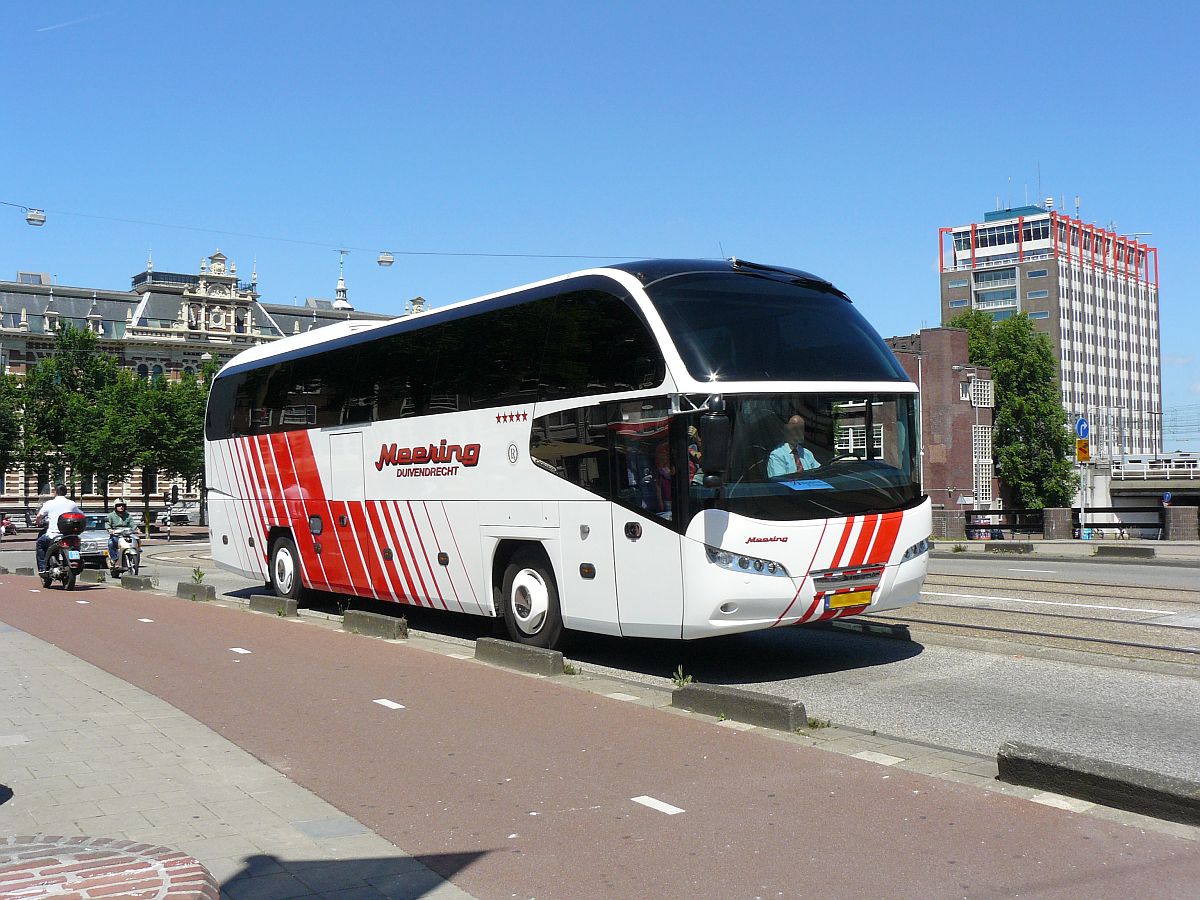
[1111,457,1200,480]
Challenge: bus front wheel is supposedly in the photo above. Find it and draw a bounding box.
[270,535,309,603]
[501,549,564,649]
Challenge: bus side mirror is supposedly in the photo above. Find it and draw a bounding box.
[699,412,731,487]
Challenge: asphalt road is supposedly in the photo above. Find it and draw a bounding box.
[6,542,1197,781]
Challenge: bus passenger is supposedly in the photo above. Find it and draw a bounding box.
[767,415,818,477]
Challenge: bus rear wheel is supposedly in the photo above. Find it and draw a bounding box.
[501,549,564,649]
[270,535,310,604]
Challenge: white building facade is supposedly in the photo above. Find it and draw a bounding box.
[939,203,1161,459]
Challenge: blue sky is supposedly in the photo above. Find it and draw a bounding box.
[4,1,1199,447]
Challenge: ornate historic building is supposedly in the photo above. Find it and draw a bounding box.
[0,251,392,509]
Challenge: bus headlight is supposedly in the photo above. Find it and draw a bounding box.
[900,538,931,562]
[704,545,790,577]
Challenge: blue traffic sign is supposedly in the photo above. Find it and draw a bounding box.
[1075,417,1090,440]
[1164,491,1173,505]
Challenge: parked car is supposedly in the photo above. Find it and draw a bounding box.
[79,514,111,567]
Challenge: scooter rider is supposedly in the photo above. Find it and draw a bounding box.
[34,484,82,574]
[107,499,136,564]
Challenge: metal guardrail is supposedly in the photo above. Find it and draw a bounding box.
[1112,459,1200,480]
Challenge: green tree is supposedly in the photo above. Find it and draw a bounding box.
[20,325,120,504]
[0,373,21,479]
[127,370,211,526]
[948,311,1076,509]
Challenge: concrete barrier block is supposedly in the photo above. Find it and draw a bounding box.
[176,582,216,601]
[984,542,1034,554]
[16,567,34,576]
[0,566,9,574]
[672,682,807,732]
[474,637,563,675]
[78,570,106,584]
[249,594,298,617]
[121,575,154,591]
[997,741,1200,826]
[1093,545,1155,560]
[343,609,408,640]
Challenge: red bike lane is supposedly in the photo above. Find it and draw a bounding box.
[2,578,1197,899]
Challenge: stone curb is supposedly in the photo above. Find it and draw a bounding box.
[997,741,1200,826]
[474,636,563,675]
[827,619,911,640]
[671,682,807,732]
[120,574,154,591]
[176,582,216,601]
[343,608,408,640]
[931,550,1200,569]
[249,593,298,616]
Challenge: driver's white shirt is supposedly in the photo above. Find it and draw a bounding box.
[37,496,82,539]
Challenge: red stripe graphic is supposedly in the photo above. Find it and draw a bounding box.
[362,500,408,603]
[391,502,435,607]
[383,502,423,604]
[772,519,828,626]
[424,502,464,613]
[343,501,380,601]
[380,502,424,606]
[816,605,868,622]
[406,501,447,610]
[280,432,332,591]
[262,434,315,591]
[829,516,856,570]
[235,437,273,570]
[847,514,881,568]
[867,510,905,565]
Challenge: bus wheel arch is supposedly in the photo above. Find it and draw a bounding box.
[495,541,564,649]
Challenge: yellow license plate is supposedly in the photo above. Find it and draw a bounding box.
[826,589,873,610]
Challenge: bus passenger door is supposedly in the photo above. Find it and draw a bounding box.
[556,501,622,637]
[608,410,684,638]
[611,512,683,638]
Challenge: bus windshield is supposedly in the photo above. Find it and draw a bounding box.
[690,393,921,522]
[645,271,908,383]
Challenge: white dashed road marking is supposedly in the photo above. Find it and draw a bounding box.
[373,699,406,710]
[229,647,251,654]
[632,796,685,815]
[922,591,1161,614]
[75,600,89,605]
[138,618,154,623]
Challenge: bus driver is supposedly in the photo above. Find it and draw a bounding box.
[767,414,819,477]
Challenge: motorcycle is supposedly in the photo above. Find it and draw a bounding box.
[41,511,86,591]
[108,527,142,578]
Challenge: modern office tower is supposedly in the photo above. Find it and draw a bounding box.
[938,201,1161,459]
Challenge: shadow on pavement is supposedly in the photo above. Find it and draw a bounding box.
[222,850,487,898]
[271,591,922,685]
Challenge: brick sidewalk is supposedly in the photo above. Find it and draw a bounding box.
[0,835,218,899]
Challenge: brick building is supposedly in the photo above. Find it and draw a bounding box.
[886,327,995,512]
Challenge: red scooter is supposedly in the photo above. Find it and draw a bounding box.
[40,512,86,591]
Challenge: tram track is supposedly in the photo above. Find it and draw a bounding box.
[865,571,1200,666]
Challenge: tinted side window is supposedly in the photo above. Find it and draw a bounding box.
[530,403,610,496]
[539,291,664,401]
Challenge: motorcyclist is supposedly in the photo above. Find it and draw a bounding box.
[34,484,82,574]
[106,499,137,565]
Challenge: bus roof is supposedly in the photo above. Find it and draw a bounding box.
[212,259,849,381]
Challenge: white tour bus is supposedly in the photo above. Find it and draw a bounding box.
[205,259,931,648]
